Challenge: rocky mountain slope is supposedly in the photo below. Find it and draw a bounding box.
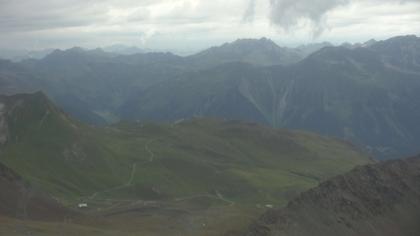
[245,155,420,236]
[1,36,419,159]
[120,35,420,159]
[0,38,320,124]
[188,38,303,68]
[0,162,69,221]
[0,59,40,95]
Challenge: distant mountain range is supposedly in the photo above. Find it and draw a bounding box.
[102,44,147,55]
[245,155,420,236]
[189,38,303,67]
[120,35,420,159]
[0,48,55,62]
[0,39,333,62]
[0,35,419,159]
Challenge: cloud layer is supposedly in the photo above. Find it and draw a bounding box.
[0,0,419,51]
[265,0,420,36]
[268,0,349,36]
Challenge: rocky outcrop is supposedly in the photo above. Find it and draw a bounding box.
[0,102,8,145]
[246,156,420,236]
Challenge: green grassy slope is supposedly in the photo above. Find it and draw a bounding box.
[0,92,371,208]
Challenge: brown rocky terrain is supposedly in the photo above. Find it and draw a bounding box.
[245,155,420,236]
[0,162,70,221]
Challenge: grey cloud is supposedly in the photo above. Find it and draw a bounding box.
[267,0,420,36]
[0,0,165,33]
[126,8,151,23]
[0,0,419,50]
[242,0,256,23]
[0,1,108,32]
[268,0,349,35]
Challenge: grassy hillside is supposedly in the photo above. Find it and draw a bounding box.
[0,92,372,235]
[0,92,370,204]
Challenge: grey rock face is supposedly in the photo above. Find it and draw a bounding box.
[246,156,420,236]
[0,103,8,145]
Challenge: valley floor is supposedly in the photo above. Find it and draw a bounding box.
[1,200,262,236]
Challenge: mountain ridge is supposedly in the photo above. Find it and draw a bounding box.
[118,35,420,159]
[245,155,420,236]
[1,35,419,159]
[185,37,312,67]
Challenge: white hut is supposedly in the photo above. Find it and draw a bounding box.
[78,203,88,208]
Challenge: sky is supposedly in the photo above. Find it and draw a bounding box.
[0,0,419,52]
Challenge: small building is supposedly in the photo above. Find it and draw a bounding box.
[78,203,88,208]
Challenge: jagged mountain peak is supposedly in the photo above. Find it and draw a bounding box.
[363,39,377,47]
[229,37,280,48]
[368,34,420,72]
[43,47,113,62]
[197,37,282,55]
[189,37,302,67]
[369,35,420,49]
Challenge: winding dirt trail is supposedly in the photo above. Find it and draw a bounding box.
[82,137,236,211]
[175,191,236,206]
[84,138,159,202]
[85,163,137,200]
[215,190,235,206]
[127,163,137,186]
[145,138,159,162]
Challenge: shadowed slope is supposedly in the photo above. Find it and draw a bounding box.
[0,162,70,221]
[246,155,420,236]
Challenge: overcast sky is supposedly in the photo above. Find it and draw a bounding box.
[0,0,419,52]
